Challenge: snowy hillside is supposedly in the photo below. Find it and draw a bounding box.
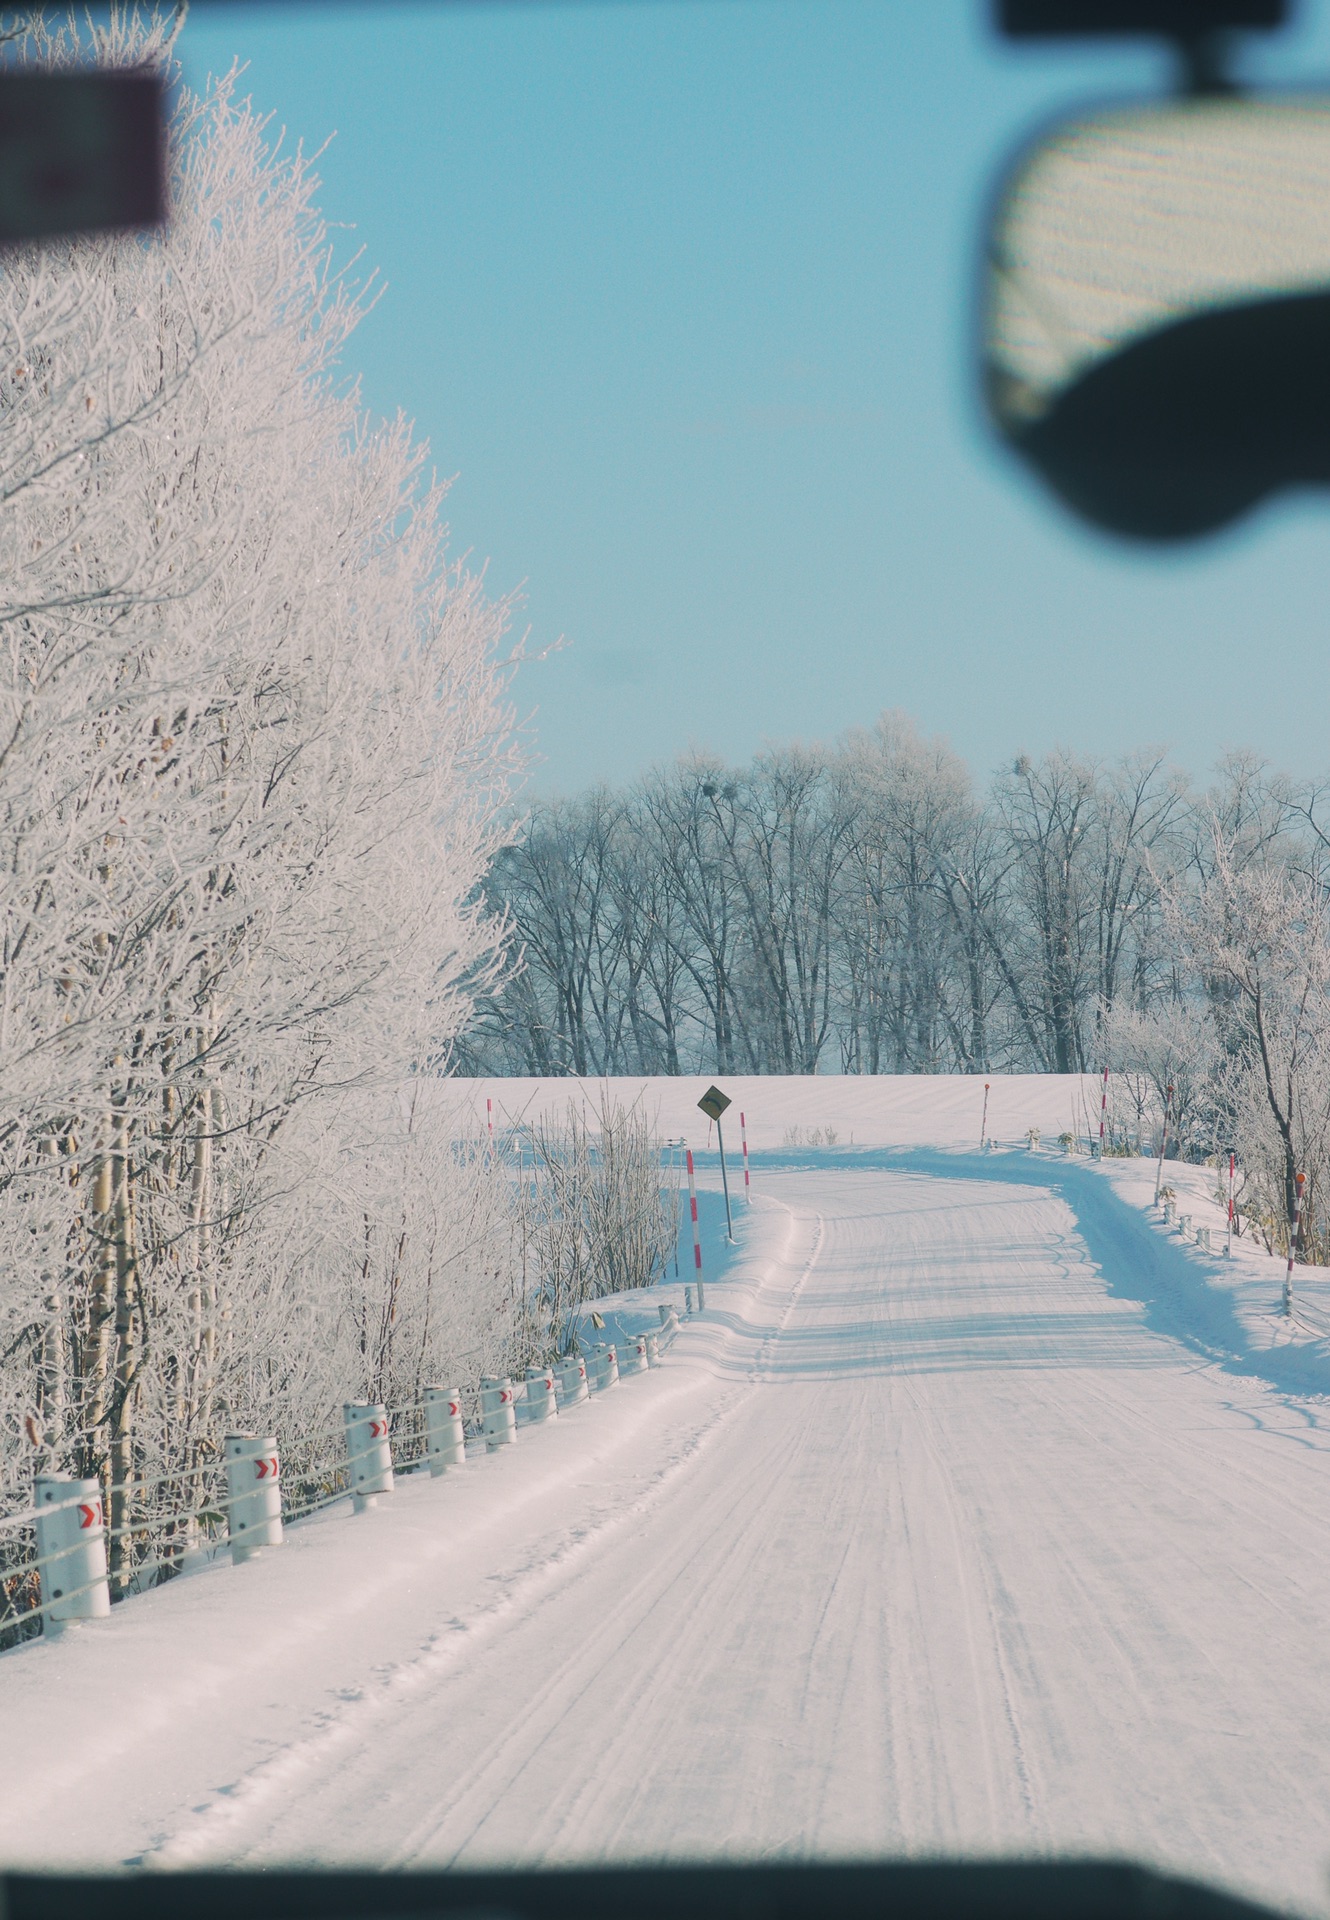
[436,1071,1101,1150]
[4,1075,1330,1918]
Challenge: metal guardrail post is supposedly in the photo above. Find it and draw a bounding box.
[523,1365,557,1424]
[224,1434,282,1563]
[34,1474,110,1631]
[557,1356,589,1407]
[423,1386,466,1474]
[481,1376,517,1450]
[618,1336,649,1376]
[343,1402,393,1512]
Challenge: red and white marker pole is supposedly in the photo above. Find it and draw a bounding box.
[740,1110,750,1202]
[486,1096,493,1146]
[1098,1065,1109,1159]
[1285,1170,1305,1317]
[687,1147,705,1310]
[1226,1151,1236,1258]
[980,1081,990,1151]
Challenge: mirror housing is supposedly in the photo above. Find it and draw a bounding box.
[983,96,1330,539]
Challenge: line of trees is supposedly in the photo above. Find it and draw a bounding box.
[0,18,686,1623]
[467,720,1330,1264]
[465,713,1192,1079]
[6,6,1329,1615]
[0,17,529,1579]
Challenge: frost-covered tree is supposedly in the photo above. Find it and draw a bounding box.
[1171,832,1330,1253]
[473,726,1192,1080]
[835,713,975,1074]
[0,14,522,1565]
[1103,999,1219,1159]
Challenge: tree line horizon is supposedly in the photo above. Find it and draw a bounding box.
[466,713,1330,1260]
[465,711,1257,1081]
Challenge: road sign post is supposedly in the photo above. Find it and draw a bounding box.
[698,1085,735,1243]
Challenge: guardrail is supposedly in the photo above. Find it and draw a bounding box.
[1154,1194,1217,1256]
[0,1303,687,1646]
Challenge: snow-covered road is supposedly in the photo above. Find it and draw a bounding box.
[6,1159,1330,1914]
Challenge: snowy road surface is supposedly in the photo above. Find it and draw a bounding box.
[5,1158,1330,1913]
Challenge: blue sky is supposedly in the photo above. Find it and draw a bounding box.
[183,1,1330,797]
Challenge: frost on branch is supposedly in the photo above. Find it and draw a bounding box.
[0,14,526,1599]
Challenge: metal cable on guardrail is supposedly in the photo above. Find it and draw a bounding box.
[0,1298,691,1648]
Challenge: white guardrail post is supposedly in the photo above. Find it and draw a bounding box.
[34,1474,110,1631]
[644,1330,661,1368]
[481,1376,517,1451]
[557,1355,589,1406]
[224,1434,282,1563]
[618,1336,649,1377]
[423,1385,466,1474]
[343,1402,393,1512]
[524,1364,558,1424]
[592,1344,619,1391]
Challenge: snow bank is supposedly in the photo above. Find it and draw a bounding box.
[885,1145,1330,1405]
[0,1192,794,1867]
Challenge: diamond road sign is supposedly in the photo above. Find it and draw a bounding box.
[697,1085,731,1122]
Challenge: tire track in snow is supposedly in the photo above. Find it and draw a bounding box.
[140,1388,746,1868]
[142,1202,827,1870]
[901,1372,1041,1844]
[67,1159,1330,1915]
[378,1204,833,1866]
[879,1178,1042,1846]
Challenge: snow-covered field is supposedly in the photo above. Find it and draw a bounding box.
[6,1075,1330,1914]
[438,1071,1101,1151]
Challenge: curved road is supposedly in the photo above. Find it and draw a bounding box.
[5,1164,1330,1912]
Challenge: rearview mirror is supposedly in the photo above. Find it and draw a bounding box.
[983,96,1330,540]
